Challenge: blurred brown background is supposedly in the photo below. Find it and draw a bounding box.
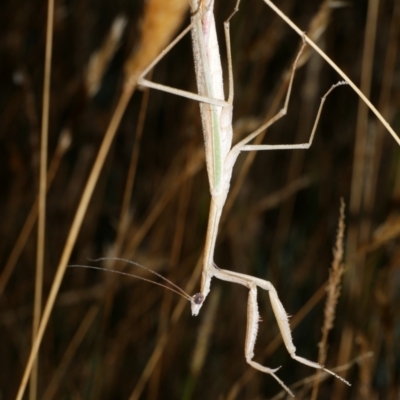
[1,0,400,399]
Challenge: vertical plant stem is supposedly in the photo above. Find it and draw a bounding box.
[335,1,379,397]
[42,307,99,400]
[0,130,70,295]
[30,0,54,398]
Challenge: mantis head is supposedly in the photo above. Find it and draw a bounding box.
[191,293,205,316]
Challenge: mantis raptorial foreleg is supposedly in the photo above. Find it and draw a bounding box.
[210,263,349,397]
[137,0,348,395]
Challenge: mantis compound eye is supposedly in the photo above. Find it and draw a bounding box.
[190,293,205,316]
[193,293,204,305]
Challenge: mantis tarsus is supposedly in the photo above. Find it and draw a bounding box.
[138,0,349,396]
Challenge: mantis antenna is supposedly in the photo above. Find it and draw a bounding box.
[68,258,195,303]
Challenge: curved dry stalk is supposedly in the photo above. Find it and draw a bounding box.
[263,0,400,146]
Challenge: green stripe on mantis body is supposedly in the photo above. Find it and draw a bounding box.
[210,105,223,192]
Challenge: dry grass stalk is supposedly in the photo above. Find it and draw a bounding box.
[264,0,400,145]
[122,148,205,259]
[268,0,332,277]
[311,198,346,399]
[127,257,205,400]
[41,306,99,400]
[223,0,336,224]
[0,129,71,295]
[188,288,221,386]
[30,0,55,397]
[86,16,128,97]
[296,0,335,68]
[271,352,374,400]
[124,0,189,85]
[334,1,380,396]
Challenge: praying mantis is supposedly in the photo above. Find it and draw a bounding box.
[137,0,349,396]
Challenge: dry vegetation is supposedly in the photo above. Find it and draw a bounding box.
[1,0,400,399]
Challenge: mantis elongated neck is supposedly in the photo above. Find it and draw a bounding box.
[200,195,224,298]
